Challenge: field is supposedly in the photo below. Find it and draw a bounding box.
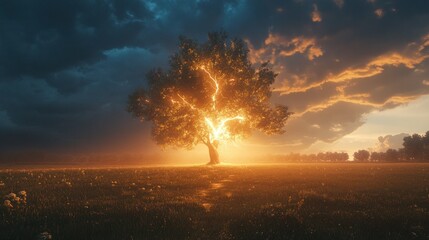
[1,163,429,240]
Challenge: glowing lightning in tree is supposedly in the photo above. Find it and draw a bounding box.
[129,33,292,165]
[205,116,244,142]
[170,65,245,144]
[199,65,244,143]
[200,65,219,110]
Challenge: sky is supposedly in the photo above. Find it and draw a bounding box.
[1,0,429,163]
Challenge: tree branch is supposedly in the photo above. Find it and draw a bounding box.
[199,136,208,146]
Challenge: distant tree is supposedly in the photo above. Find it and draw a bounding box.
[340,152,349,162]
[403,134,424,161]
[329,152,349,162]
[353,150,370,162]
[317,152,326,162]
[397,148,407,161]
[370,152,383,162]
[423,131,429,161]
[385,148,399,162]
[128,32,292,164]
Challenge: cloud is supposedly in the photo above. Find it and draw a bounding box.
[276,101,372,149]
[247,33,323,63]
[0,0,153,79]
[244,1,429,150]
[372,133,410,152]
[311,4,322,22]
[333,0,344,8]
[0,47,167,152]
[374,9,384,18]
[272,34,429,95]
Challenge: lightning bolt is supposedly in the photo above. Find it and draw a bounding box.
[200,65,219,111]
[169,64,245,144]
[205,116,244,142]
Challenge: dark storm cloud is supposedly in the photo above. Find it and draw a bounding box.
[0,0,152,78]
[1,0,429,154]
[0,47,167,152]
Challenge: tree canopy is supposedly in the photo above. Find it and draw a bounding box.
[353,150,370,162]
[128,32,291,164]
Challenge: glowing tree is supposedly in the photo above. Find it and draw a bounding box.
[128,32,291,164]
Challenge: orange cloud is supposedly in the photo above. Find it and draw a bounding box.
[293,91,419,118]
[374,9,384,18]
[311,4,322,22]
[327,52,428,83]
[274,34,429,95]
[249,32,429,147]
[419,34,429,52]
[247,33,323,63]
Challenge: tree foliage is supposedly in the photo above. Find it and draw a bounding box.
[403,134,425,161]
[128,32,291,154]
[353,150,370,162]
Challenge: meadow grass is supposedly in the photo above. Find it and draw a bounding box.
[1,163,428,239]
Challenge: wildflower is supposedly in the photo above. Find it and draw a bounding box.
[3,199,13,208]
[13,196,21,204]
[37,232,52,240]
[5,192,16,199]
[18,190,27,197]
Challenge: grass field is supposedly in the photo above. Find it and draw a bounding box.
[1,163,429,239]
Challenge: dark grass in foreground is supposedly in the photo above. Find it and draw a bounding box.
[1,163,429,240]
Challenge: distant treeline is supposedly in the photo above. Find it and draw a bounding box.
[354,131,429,162]
[270,152,349,163]
[272,131,429,163]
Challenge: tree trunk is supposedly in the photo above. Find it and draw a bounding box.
[207,140,220,165]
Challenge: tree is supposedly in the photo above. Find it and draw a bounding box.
[385,148,399,162]
[353,150,370,162]
[370,152,383,162]
[423,131,429,161]
[403,134,424,161]
[128,32,292,164]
